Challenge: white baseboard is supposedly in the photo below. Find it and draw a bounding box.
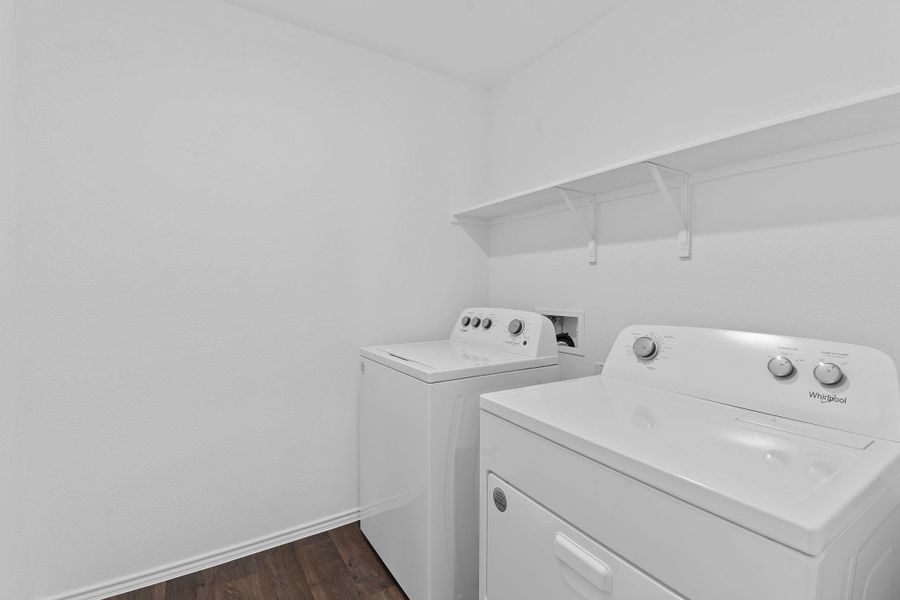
[40,507,361,600]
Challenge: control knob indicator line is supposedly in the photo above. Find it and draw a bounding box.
[633,336,658,360]
[814,362,844,386]
[767,356,795,378]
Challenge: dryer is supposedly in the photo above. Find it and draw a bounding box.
[480,325,900,600]
[360,307,559,600]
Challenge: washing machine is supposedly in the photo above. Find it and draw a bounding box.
[480,325,900,600]
[360,307,559,600]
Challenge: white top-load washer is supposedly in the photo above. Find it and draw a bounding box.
[479,325,900,600]
[360,308,559,600]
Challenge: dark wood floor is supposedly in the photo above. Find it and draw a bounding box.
[105,522,408,600]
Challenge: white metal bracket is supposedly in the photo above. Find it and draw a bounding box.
[557,187,597,264]
[645,162,692,259]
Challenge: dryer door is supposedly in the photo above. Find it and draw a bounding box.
[485,474,684,600]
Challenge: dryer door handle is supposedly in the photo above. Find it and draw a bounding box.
[553,533,613,592]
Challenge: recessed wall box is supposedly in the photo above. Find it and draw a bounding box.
[537,309,585,357]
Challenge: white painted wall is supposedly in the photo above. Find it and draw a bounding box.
[486,0,900,379]
[490,141,900,380]
[13,0,900,596]
[0,0,31,596]
[488,0,900,199]
[15,1,488,597]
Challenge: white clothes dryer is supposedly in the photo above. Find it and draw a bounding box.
[480,325,900,600]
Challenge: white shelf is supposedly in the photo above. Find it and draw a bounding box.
[454,87,900,225]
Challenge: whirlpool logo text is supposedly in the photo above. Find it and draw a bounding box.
[810,391,847,404]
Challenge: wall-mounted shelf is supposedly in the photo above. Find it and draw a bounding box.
[453,87,900,260]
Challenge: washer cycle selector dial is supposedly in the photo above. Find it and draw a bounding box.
[471,317,481,328]
[461,317,471,327]
[767,356,795,378]
[814,362,844,386]
[508,319,524,335]
[633,337,658,360]
[482,318,492,330]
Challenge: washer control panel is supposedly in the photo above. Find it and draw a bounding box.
[605,325,900,441]
[452,308,557,359]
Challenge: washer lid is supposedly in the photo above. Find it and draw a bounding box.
[481,376,900,556]
[361,340,557,383]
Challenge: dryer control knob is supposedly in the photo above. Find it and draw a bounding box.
[461,316,471,327]
[814,362,844,386]
[508,319,524,335]
[767,356,795,378]
[482,318,492,330]
[632,337,658,360]
[471,317,481,328]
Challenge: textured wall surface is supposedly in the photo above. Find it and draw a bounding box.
[490,142,900,380]
[488,0,900,199]
[0,0,31,596]
[12,0,900,598]
[15,1,488,597]
[486,0,900,379]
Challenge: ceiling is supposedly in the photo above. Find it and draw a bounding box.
[223,0,627,87]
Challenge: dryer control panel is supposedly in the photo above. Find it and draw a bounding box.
[603,325,900,442]
[451,308,558,359]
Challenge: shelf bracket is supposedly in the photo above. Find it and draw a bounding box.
[645,162,692,259]
[557,187,597,264]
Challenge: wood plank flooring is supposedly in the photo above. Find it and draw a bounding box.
[105,522,408,600]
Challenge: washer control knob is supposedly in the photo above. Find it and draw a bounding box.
[767,355,795,378]
[814,362,844,386]
[461,317,471,327]
[471,317,481,328]
[482,318,492,329]
[633,337,658,360]
[508,319,524,335]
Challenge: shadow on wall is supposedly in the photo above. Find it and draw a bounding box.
[455,222,490,254]
[486,141,900,257]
